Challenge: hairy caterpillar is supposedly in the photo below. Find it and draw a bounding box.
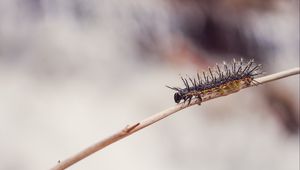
[166,58,263,105]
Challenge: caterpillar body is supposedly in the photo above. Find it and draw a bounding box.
[166,58,263,105]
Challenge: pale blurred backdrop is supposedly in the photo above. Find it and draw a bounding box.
[0,0,299,170]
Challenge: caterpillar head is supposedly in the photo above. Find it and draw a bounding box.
[166,85,183,103]
[174,92,183,103]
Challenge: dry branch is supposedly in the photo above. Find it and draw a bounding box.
[51,67,300,170]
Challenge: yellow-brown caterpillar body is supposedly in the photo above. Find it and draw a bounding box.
[167,58,262,105]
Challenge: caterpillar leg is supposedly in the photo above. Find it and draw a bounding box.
[197,95,202,105]
[182,96,188,104]
[187,96,192,105]
[179,96,189,108]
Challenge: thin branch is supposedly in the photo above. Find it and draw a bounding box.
[51,67,300,170]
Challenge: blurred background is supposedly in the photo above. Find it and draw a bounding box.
[0,0,299,169]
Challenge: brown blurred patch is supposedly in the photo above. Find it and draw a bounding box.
[264,85,299,135]
[167,0,277,63]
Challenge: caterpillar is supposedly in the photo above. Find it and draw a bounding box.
[166,58,263,105]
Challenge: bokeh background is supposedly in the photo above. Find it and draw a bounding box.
[0,0,299,170]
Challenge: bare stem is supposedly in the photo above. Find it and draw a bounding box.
[51,67,300,170]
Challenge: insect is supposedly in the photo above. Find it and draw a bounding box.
[166,58,263,105]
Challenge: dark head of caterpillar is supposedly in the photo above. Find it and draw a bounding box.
[174,92,183,103]
[165,86,186,104]
[166,58,263,105]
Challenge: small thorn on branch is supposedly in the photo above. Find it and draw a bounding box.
[124,123,140,133]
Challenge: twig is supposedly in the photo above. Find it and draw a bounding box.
[51,67,300,170]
